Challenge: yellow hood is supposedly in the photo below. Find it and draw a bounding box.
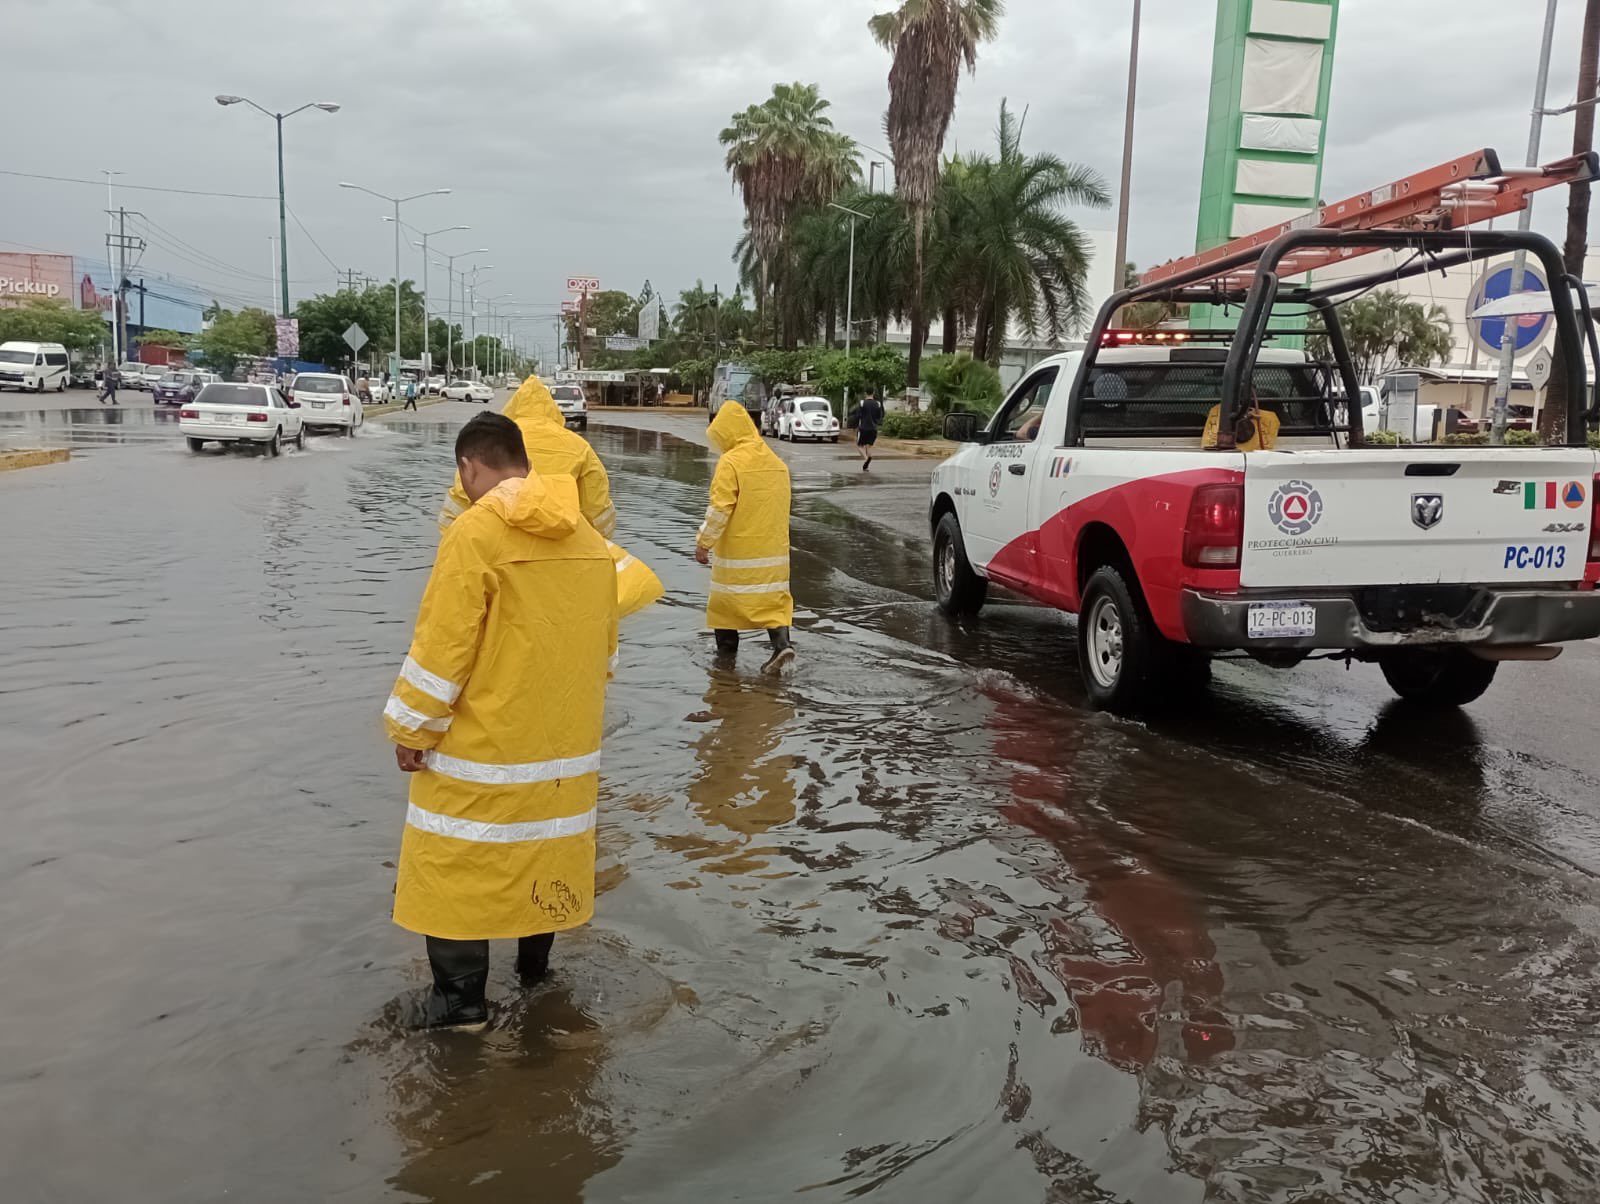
[503,376,565,427]
[708,400,759,453]
[476,472,581,540]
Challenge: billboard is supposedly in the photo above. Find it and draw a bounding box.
[275,318,300,358]
[0,252,74,309]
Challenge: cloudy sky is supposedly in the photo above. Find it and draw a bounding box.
[3,0,1592,363]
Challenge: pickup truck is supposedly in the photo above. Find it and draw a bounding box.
[930,223,1600,714]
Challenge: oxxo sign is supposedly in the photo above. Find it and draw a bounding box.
[0,277,62,299]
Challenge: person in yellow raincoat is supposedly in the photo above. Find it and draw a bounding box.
[695,400,794,672]
[438,376,616,539]
[383,413,619,1031]
[437,375,664,617]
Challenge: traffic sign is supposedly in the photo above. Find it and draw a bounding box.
[1468,262,1551,359]
[1524,346,1554,391]
[566,275,600,294]
[343,323,369,353]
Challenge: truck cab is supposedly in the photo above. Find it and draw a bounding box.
[930,150,1600,714]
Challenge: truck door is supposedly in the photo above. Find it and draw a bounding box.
[964,367,1060,587]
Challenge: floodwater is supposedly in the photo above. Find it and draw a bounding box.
[4,405,1600,1204]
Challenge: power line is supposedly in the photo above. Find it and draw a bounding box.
[0,169,275,202]
[285,206,342,274]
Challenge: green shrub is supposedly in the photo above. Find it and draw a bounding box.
[921,352,1003,417]
[1363,429,1401,447]
[1506,428,1539,446]
[880,412,944,440]
[1588,428,1600,450]
[1442,432,1489,446]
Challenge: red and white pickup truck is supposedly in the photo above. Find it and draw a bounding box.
[928,173,1600,713]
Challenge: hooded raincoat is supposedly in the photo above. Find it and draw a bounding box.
[383,472,619,941]
[697,402,793,631]
[439,377,616,538]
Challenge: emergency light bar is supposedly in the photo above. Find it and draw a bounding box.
[1098,328,1275,346]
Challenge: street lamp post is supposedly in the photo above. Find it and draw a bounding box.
[1112,0,1142,289]
[215,95,339,317]
[341,183,450,383]
[387,218,468,383]
[829,201,870,420]
[465,267,492,379]
[484,294,513,384]
[431,249,489,377]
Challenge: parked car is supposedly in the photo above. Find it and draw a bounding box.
[116,360,149,390]
[136,363,171,390]
[152,370,209,407]
[426,375,446,395]
[443,379,494,403]
[0,341,71,392]
[289,372,363,436]
[550,383,588,431]
[180,382,304,456]
[776,397,841,442]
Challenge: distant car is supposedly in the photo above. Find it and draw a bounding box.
[152,370,209,407]
[0,341,71,392]
[136,364,171,391]
[180,382,305,456]
[426,375,446,395]
[550,383,588,431]
[776,396,840,442]
[290,371,364,436]
[116,360,150,390]
[760,396,783,437]
[444,379,493,403]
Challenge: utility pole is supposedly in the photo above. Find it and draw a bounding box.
[117,208,129,359]
[1490,0,1559,444]
[1112,0,1142,289]
[577,290,589,369]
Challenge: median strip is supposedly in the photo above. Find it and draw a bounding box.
[0,448,70,472]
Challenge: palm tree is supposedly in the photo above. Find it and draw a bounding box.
[870,0,1003,387]
[720,82,860,344]
[952,101,1109,362]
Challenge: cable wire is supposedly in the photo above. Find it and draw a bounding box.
[0,169,275,201]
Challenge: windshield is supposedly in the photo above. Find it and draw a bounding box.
[552,386,583,401]
[158,373,188,385]
[197,384,268,407]
[294,376,344,394]
[799,400,830,413]
[0,350,32,364]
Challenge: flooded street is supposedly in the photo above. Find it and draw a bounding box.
[4,403,1600,1203]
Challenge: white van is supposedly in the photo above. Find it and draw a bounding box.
[0,341,71,393]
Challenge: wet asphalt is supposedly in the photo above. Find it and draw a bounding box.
[2,398,1600,1204]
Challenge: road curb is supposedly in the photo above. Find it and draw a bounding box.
[0,448,70,472]
[366,396,448,420]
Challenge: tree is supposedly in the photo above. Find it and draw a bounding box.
[870,0,1003,387]
[921,351,1003,415]
[0,300,110,352]
[135,329,190,350]
[1117,262,1188,331]
[720,82,859,343]
[195,307,274,378]
[1308,290,1453,383]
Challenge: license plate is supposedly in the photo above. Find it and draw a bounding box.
[213,413,237,425]
[307,401,327,408]
[1247,603,1317,639]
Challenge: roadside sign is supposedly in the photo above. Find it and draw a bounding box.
[638,299,660,342]
[566,275,600,294]
[1468,262,1551,359]
[275,318,300,358]
[343,323,368,353]
[1525,346,1554,391]
[560,299,581,314]
[607,335,645,352]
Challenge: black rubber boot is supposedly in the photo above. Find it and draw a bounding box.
[422,936,490,1031]
[714,629,740,657]
[761,627,795,674]
[516,932,555,985]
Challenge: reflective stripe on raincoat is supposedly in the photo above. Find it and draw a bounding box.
[383,472,619,941]
[697,401,793,630]
[438,376,615,538]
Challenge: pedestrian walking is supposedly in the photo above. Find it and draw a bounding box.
[97,365,119,406]
[856,390,885,470]
[403,378,418,410]
[696,401,794,672]
[382,413,619,1032]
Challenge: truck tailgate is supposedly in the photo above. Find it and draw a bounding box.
[1241,449,1596,588]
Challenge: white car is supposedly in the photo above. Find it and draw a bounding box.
[290,372,364,436]
[137,363,171,391]
[444,379,494,403]
[0,341,71,392]
[426,375,446,395]
[777,397,840,442]
[550,383,588,431]
[180,382,305,456]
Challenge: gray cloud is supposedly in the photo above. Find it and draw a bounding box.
[3,0,1591,363]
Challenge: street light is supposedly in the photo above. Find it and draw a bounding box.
[1112,0,1142,291]
[387,217,468,382]
[464,266,492,378]
[425,248,488,376]
[830,200,870,419]
[483,293,513,382]
[215,95,339,317]
[341,182,450,382]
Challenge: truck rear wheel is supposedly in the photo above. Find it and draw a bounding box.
[1077,565,1171,713]
[1378,648,1497,707]
[933,512,987,616]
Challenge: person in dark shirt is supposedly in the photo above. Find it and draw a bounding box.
[856,390,885,471]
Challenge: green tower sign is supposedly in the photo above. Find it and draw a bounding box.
[1192,0,1342,332]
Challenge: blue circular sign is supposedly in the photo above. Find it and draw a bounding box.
[1468,263,1550,358]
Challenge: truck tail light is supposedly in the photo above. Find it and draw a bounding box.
[1589,474,1600,563]
[247,412,268,423]
[1183,482,1244,569]
[179,409,198,419]
[342,394,351,406]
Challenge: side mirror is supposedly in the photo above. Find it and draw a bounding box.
[943,411,985,443]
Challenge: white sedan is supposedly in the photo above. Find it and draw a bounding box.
[443,379,494,403]
[180,382,305,456]
[777,397,841,442]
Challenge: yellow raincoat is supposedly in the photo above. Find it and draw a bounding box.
[383,472,619,941]
[697,402,793,631]
[439,377,615,539]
